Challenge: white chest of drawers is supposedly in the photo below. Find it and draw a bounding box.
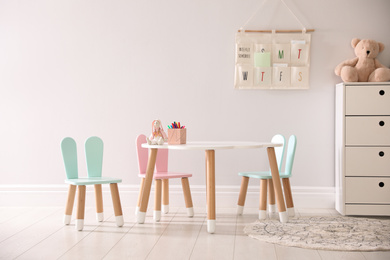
[335,82,390,216]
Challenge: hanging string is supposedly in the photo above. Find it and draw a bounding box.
[279,0,306,32]
[240,0,269,32]
[240,0,309,33]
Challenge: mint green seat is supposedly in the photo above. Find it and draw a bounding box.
[237,135,297,220]
[61,136,124,231]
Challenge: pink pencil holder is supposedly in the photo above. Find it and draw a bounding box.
[168,128,187,144]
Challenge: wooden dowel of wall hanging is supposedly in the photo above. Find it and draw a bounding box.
[238,29,315,33]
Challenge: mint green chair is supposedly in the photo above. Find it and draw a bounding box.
[61,136,124,231]
[237,135,297,220]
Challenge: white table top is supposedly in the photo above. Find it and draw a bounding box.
[141,141,282,150]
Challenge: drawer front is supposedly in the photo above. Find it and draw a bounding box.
[346,177,390,203]
[345,205,390,216]
[346,85,390,115]
[346,116,390,145]
[345,147,390,176]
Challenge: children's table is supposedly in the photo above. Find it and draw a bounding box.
[138,141,286,233]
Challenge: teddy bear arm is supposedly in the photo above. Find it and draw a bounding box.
[374,59,387,69]
[335,57,358,75]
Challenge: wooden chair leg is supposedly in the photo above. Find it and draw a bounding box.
[64,184,76,225]
[136,178,145,215]
[110,183,124,227]
[94,184,104,222]
[162,179,169,214]
[76,185,86,231]
[181,177,194,217]
[259,179,268,219]
[237,176,249,215]
[282,178,295,217]
[154,179,162,221]
[267,179,277,218]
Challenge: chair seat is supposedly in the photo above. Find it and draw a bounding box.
[65,177,122,185]
[138,171,192,179]
[238,171,291,179]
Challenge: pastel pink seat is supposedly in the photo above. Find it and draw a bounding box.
[136,134,194,221]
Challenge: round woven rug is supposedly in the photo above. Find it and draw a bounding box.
[244,216,390,251]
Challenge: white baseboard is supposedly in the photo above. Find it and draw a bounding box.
[0,184,335,209]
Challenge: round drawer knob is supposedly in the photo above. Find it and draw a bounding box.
[379,121,385,126]
[379,90,385,96]
[379,182,385,188]
[379,151,385,157]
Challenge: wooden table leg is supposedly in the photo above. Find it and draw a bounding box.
[267,147,288,223]
[205,150,216,233]
[205,153,208,210]
[137,148,158,224]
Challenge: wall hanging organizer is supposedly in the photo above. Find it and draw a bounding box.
[234,0,314,90]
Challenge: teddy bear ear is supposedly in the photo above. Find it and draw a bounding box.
[378,42,385,52]
[351,38,361,48]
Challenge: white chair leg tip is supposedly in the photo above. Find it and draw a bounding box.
[162,205,169,214]
[135,207,140,215]
[116,215,124,227]
[76,219,84,231]
[63,215,72,225]
[187,207,194,217]
[96,212,104,222]
[137,211,146,224]
[153,210,161,222]
[207,220,216,233]
[237,205,244,215]
[279,211,288,223]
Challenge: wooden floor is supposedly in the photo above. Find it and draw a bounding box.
[0,206,389,260]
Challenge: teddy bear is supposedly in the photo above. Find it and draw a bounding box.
[335,38,390,82]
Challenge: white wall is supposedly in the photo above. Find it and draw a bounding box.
[1,0,389,192]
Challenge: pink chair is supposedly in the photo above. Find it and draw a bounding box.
[136,134,194,221]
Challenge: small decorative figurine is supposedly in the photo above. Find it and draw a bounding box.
[147,119,168,145]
